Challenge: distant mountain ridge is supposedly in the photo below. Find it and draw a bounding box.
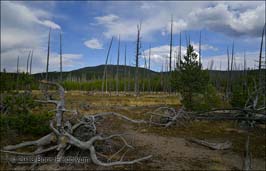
[31,64,262,82]
[33,64,159,81]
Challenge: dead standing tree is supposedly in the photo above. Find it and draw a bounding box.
[124,44,127,92]
[177,32,182,70]
[29,50,33,75]
[60,32,63,82]
[148,44,151,92]
[116,36,120,96]
[102,37,113,95]
[169,15,173,73]
[258,24,265,90]
[134,23,141,97]
[26,50,31,74]
[41,28,52,100]
[168,15,173,93]
[16,56,20,91]
[46,28,51,81]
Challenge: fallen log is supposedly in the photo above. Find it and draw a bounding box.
[186,138,232,150]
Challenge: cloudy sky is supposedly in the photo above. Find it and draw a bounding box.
[1,1,265,73]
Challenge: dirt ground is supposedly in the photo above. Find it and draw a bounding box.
[1,91,265,170]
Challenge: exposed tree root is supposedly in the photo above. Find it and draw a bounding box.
[1,80,152,167]
[147,106,190,127]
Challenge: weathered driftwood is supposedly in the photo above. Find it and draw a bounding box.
[148,107,190,127]
[187,138,232,150]
[1,80,152,167]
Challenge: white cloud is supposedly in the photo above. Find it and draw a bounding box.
[92,1,265,41]
[189,3,265,37]
[1,1,63,73]
[84,38,103,49]
[191,42,219,52]
[39,20,61,29]
[202,51,260,70]
[95,14,119,24]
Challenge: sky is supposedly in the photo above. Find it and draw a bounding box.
[1,1,265,73]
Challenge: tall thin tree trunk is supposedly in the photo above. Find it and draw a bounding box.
[116,36,120,95]
[16,56,20,91]
[143,54,147,92]
[46,29,51,81]
[168,15,173,93]
[60,32,63,82]
[128,64,131,92]
[178,32,182,70]
[258,24,265,88]
[148,44,151,92]
[134,24,141,96]
[26,50,31,74]
[29,50,33,75]
[229,41,234,93]
[169,15,173,72]
[124,44,127,92]
[226,47,230,98]
[102,37,113,94]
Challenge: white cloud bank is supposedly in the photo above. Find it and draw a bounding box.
[93,1,265,41]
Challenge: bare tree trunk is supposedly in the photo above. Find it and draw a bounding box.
[46,29,51,81]
[60,32,63,82]
[134,24,141,96]
[29,50,33,75]
[231,42,235,91]
[168,15,173,93]
[148,44,151,92]
[229,42,234,95]
[143,54,147,92]
[16,56,20,91]
[102,37,113,94]
[116,36,120,96]
[226,47,230,98]
[177,32,182,70]
[169,15,173,72]
[258,24,265,89]
[124,44,127,92]
[26,50,31,74]
[128,61,131,92]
